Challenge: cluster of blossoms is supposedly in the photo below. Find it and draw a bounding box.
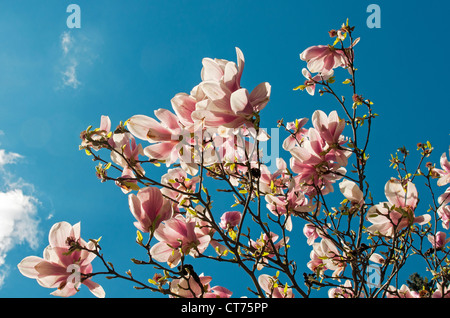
[18,20,450,298]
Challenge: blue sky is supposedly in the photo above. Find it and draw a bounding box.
[0,0,449,298]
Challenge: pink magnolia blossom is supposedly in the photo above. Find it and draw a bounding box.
[193,82,271,128]
[259,158,289,195]
[300,45,347,74]
[219,211,242,230]
[428,231,450,249]
[127,109,187,165]
[17,222,105,298]
[369,253,385,265]
[128,187,173,233]
[339,179,364,206]
[432,282,450,298]
[201,47,245,93]
[299,68,334,96]
[289,127,347,195]
[282,117,309,151]
[80,115,112,151]
[438,187,450,229]
[308,238,345,278]
[311,110,346,146]
[192,47,271,129]
[386,285,420,298]
[160,168,199,209]
[170,274,232,298]
[258,274,294,298]
[265,188,315,231]
[115,167,138,194]
[303,223,327,246]
[328,280,362,298]
[150,214,211,267]
[435,148,450,186]
[170,92,198,131]
[367,179,431,237]
[108,132,144,175]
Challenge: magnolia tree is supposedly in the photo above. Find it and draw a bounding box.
[18,21,450,298]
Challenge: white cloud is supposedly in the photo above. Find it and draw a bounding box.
[0,149,22,167]
[57,29,100,90]
[62,60,80,89]
[59,31,81,89]
[61,31,72,56]
[0,148,40,288]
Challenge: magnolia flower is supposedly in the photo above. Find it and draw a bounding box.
[192,47,271,128]
[282,117,309,151]
[300,45,347,74]
[127,109,186,165]
[259,158,289,195]
[308,238,345,278]
[435,148,450,186]
[80,115,112,151]
[258,274,294,298]
[170,273,232,298]
[311,110,345,146]
[160,168,199,208]
[367,179,431,237]
[432,282,450,298]
[428,232,450,249]
[265,189,314,231]
[17,222,105,298]
[170,92,198,131]
[369,253,385,265]
[296,68,334,96]
[339,179,364,206]
[201,47,245,93]
[328,280,362,298]
[219,211,242,230]
[386,284,419,298]
[437,187,450,229]
[289,127,347,195]
[128,187,173,233]
[150,214,211,267]
[108,132,144,175]
[194,81,271,128]
[303,223,327,246]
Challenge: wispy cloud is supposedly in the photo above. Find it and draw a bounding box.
[57,30,99,90]
[61,31,72,56]
[59,31,81,89]
[62,60,81,89]
[0,147,40,288]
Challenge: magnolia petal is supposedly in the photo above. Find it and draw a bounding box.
[84,279,106,298]
[230,88,250,114]
[17,256,42,279]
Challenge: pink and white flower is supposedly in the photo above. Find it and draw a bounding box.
[17,222,105,298]
[219,211,242,230]
[258,274,294,298]
[427,231,450,249]
[438,187,450,229]
[128,187,173,233]
[386,285,420,298]
[339,179,364,206]
[150,214,211,267]
[170,273,232,298]
[127,109,186,165]
[367,179,431,237]
[435,148,450,186]
[307,238,345,278]
[300,45,347,74]
[192,47,271,129]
